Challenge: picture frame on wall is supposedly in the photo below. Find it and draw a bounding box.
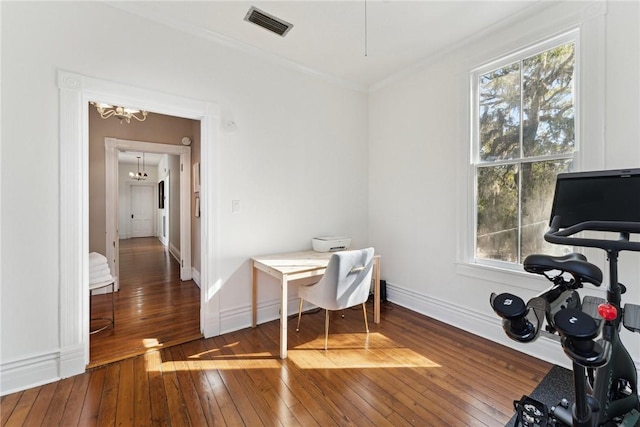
[193,162,200,193]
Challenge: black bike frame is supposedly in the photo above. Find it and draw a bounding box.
[544,216,640,426]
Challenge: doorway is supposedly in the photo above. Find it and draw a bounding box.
[105,138,192,287]
[90,139,197,366]
[58,70,221,376]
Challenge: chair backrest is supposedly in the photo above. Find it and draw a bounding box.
[298,248,375,311]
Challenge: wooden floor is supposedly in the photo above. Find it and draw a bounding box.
[1,299,552,426]
[89,237,202,368]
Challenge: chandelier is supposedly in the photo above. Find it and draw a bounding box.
[130,154,148,181]
[91,102,148,124]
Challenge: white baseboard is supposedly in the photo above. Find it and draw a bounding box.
[191,268,201,288]
[386,281,640,376]
[220,295,300,335]
[169,243,180,263]
[0,344,87,396]
[0,351,60,396]
[118,233,131,240]
[385,282,571,369]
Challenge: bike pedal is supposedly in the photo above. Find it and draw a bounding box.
[514,395,550,427]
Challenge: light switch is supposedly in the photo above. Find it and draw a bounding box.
[232,200,240,213]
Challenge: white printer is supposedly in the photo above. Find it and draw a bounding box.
[312,236,351,252]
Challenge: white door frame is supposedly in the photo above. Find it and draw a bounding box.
[106,138,192,282]
[58,70,221,373]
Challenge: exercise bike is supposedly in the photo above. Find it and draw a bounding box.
[490,169,640,427]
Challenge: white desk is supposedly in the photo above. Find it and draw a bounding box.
[251,250,381,359]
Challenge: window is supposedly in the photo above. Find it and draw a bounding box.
[471,32,578,265]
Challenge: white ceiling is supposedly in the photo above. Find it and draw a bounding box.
[109,1,548,91]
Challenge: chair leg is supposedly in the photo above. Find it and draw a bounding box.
[325,309,330,350]
[362,303,369,333]
[296,298,304,332]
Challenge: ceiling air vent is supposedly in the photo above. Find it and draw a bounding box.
[244,6,293,37]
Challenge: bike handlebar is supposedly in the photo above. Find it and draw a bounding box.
[545,216,640,252]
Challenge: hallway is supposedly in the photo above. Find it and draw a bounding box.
[89,237,201,368]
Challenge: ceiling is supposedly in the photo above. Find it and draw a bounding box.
[109,1,547,91]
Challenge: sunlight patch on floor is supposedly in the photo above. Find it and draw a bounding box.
[145,332,440,372]
[288,347,440,369]
[155,352,282,371]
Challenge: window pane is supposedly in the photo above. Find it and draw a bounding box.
[522,43,575,157]
[476,164,518,262]
[521,159,573,259]
[479,63,521,161]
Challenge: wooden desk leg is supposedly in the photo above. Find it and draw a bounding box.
[251,262,257,328]
[280,275,288,359]
[374,258,381,324]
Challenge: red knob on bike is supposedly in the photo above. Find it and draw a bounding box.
[597,303,617,321]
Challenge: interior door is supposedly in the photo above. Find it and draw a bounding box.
[131,185,154,237]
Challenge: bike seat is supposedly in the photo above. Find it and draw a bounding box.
[523,253,603,286]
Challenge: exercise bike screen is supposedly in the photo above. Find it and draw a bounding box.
[550,169,640,228]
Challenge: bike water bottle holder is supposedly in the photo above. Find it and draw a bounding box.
[554,308,611,367]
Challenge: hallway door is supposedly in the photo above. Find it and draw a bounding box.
[131,185,154,237]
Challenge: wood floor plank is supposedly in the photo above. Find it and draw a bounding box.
[78,369,106,427]
[160,348,192,426]
[202,336,266,426]
[177,340,227,426]
[3,388,40,427]
[38,378,75,427]
[97,364,120,427]
[191,339,247,425]
[212,334,285,426]
[0,392,22,426]
[224,328,309,427]
[145,351,171,426]
[132,354,152,427]
[114,358,134,426]
[0,302,553,426]
[58,372,92,426]
[167,345,210,426]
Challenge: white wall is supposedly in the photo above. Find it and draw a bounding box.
[0,2,368,394]
[369,1,640,369]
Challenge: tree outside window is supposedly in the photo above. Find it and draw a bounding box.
[473,38,576,264]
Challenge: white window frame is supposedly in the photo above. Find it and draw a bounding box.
[469,29,581,270]
[456,1,606,291]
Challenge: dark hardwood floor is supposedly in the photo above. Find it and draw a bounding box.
[1,296,552,426]
[89,237,202,368]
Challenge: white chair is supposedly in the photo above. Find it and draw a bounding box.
[296,248,375,350]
